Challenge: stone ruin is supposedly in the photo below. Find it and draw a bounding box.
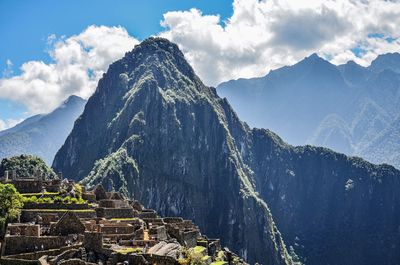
[0,178,247,265]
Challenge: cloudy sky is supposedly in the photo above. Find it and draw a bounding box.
[0,0,399,130]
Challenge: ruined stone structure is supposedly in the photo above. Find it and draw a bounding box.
[0,182,247,265]
[0,170,63,194]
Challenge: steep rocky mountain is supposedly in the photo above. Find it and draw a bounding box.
[53,38,400,265]
[218,53,400,168]
[53,38,292,265]
[0,96,86,165]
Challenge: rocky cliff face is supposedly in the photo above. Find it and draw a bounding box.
[53,38,400,265]
[53,38,292,265]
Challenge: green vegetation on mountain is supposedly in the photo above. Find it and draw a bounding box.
[0,154,57,179]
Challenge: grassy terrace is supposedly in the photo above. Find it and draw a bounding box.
[110,218,138,221]
[210,262,228,265]
[114,247,143,254]
[22,209,95,212]
[21,192,60,197]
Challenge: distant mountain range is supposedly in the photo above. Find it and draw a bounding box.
[218,52,400,168]
[0,95,86,165]
[53,38,400,265]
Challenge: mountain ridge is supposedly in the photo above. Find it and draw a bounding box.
[54,38,400,265]
[218,52,400,169]
[0,95,86,165]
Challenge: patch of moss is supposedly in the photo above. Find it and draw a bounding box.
[114,247,142,254]
[210,262,227,265]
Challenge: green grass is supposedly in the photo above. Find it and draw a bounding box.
[193,246,206,254]
[202,255,211,261]
[23,209,95,213]
[114,247,142,254]
[210,262,227,265]
[22,192,59,197]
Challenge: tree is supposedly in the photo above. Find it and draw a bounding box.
[0,183,23,238]
[0,183,24,220]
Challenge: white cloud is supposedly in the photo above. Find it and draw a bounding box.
[1,1,400,113]
[2,59,14,77]
[0,118,23,131]
[0,25,138,114]
[160,0,400,86]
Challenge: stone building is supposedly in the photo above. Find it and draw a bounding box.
[0,183,247,265]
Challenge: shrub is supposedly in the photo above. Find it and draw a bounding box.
[37,197,52,204]
[22,195,38,203]
[53,196,63,203]
[182,248,207,265]
[74,184,83,199]
[62,196,71,204]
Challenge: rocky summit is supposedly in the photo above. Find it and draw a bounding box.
[53,38,400,265]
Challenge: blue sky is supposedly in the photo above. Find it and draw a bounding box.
[0,0,232,123]
[0,0,232,68]
[0,0,399,130]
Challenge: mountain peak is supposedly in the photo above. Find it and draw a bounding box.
[108,37,202,95]
[297,52,333,68]
[304,52,326,62]
[126,37,195,77]
[63,95,85,105]
[369,52,400,73]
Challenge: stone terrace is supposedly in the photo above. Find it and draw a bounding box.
[0,175,247,265]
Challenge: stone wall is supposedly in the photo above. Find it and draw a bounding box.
[3,244,81,261]
[82,193,96,202]
[83,232,103,251]
[98,224,134,234]
[182,230,198,248]
[41,213,59,225]
[8,223,40,236]
[162,217,183,224]
[0,257,39,265]
[12,179,43,193]
[50,212,85,236]
[3,235,75,255]
[149,226,168,241]
[57,259,98,265]
[21,210,96,222]
[131,201,143,211]
[138,210,157,219]
[98,200,129,208]
[95,208,134,219]
[142,218,164,226]
[23,203,90,210]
